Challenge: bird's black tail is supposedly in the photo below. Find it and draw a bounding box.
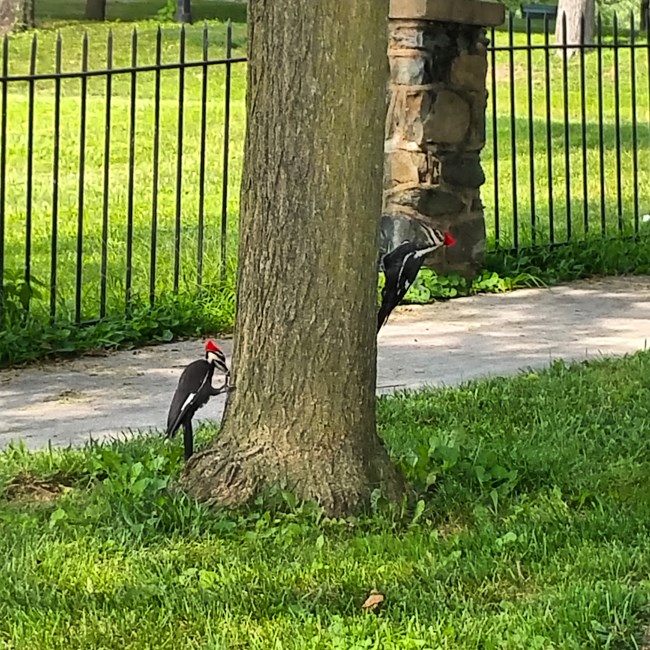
[377,304,391,332]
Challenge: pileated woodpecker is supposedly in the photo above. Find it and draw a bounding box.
[166,340,230,460]
[378,224,456,331]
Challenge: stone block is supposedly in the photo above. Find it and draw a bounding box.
[387,90,432,145]
[423,90,470,144]
[466,90,488,150]
[441,211,486,277]
[387,186,466,218]
[389,23,427,50]
[389,0,506,28]
[389,54,430,85]
[379,212,485,278]
[451,52,488,91]
[386,150,425,185]
[441,154,485,188]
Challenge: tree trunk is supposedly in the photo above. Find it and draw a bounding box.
[175,0,191,23]
[180,0,406,516]
[85,0,105,21]
[642,0,649,31]
[0,0,33,32]
[555,0,595,58]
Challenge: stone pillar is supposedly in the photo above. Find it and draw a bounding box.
[382,0,505,278]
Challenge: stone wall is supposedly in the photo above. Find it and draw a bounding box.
[382,0,505,278]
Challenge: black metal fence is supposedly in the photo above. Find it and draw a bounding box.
[0,22,245,325]
[0,15,649,326]
[486,12,650,250]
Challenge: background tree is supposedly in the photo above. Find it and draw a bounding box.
[555,0,596,57]
[0,0,34,32]
[85,0,106,21]
[176,0,191,23]
[180,0,405,516]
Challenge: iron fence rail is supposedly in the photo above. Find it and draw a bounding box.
[0,14,648,326]
[487,12,650,250]
[0,21,240,324]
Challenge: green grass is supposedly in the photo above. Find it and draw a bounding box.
[2,12,650,364]
[34,0,248,26]
[2,352,650,648]
[484,28,650,248]
[2,18,247,325]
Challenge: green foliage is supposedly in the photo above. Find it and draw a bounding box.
[2,352,650,647]
[486,233,650,284]
[1,14,648,369]
[377,233,650,310]
[500,0,639,21]
[0,270,45,327]
[399,267,544,303]
[155,0,176,22]
[0,280,235,368]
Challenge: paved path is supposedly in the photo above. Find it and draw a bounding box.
[1,276,649,450]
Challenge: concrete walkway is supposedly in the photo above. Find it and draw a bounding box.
[1,275,649,451]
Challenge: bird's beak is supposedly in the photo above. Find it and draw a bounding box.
[443,231,456,247]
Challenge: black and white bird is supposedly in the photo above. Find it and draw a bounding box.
[166,339,230,460]
[378,224,456,331]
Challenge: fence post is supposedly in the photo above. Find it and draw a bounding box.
[382,0,505,277]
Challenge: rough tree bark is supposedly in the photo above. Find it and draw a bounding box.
[180,0,406,516]
[555,0,595,58]
[85,0,106,21]
[175,0,191,23]
[0,0,34,32]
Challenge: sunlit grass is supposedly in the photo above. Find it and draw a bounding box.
[2,20,246,323]
[484,28,650,247]
[1,352,649,648]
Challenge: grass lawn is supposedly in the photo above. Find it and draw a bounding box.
[1,352,650,648]
[486,24,650,248]
[2,17,247,324]
[1,11,650,365]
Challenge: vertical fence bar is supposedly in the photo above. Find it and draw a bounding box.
[597,14,606,236]
[25,35,37,305]
[613,14,623,232]
[630,12,639,234]
[579,14,589,235]
[490,25,500,247]
[526,16,536,244]
[50,34,62,322]
[508,13,518,249]
[100,30,113,318]
[150,27,162,307]
[125,29,138,310]
[561,12,571,241]
[197,23,209,286]
[75,33,89,324]
[221,20,232,282]
[544,15,554,244]
[174,26,186,294]
[0,36,7,320]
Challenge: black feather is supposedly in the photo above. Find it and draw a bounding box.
[378,237,445,332]
[166,359,215,440]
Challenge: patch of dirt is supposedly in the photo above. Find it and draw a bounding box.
[2,473,74,503]
[640,624,650,650]
[43,389,91,403]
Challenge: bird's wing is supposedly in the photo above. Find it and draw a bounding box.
[166,366,213,438]
[396,250,417,297]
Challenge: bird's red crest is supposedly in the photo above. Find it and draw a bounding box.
[443,231,456,247]
[205,339,221,353]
